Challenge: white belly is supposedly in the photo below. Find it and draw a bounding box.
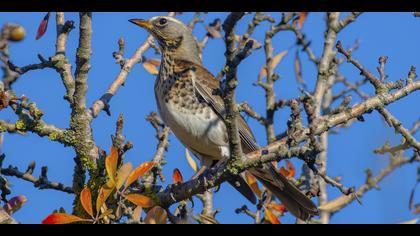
[157,99,227,160]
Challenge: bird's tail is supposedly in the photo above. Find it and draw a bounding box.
[249,163,319,221]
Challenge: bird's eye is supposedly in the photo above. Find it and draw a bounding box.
[158,18,168,26]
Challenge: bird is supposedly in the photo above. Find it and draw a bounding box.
[129,16,319,221]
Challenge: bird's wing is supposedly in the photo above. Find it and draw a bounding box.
[174,59,259,153]
[173,59,319,220]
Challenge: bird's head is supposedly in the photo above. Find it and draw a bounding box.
[129,16,201,64]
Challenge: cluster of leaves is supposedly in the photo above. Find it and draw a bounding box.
[42,146,168,224]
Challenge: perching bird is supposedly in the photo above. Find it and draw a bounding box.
[129,16,318,220]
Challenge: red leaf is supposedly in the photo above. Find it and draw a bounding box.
[42,213,88,224]
[36,12,50,40]
[172,168,183,184]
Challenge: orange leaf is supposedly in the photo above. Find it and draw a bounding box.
[125,162,154,189]
[279,167,291,178]
[146,58,161,67]
[297,12,308,29]
[132,206,143,222]
[36,12,50,40]
[144,206,167,224]
[285,160,296,178]
[80,187,94,218]
[96,182,115,213]
[268,203,287,214]
[105,146,119,183]
[259,50,288,79]
[172,168,183,184]
[279,160,296,178]
[125,194,154,208]
[115,162,133,190]
[185,149,198,172]
[143,59,160,75]
[245,172,262,198]
[42,213,88,224]
[264,208,281,224]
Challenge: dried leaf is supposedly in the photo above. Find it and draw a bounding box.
[172,168,184,184]
[36,12,50,40]
[42,213,88,224]
[294,50,305,86]
[199,214,219,224]
[185,149,198,172]
[125,161,154,189]
[0,92,10,110]
[271,50,289,71]
[125,194,154,208]
[259,50,288,79]
[105,146,119,183]
[80,187,94,218]
[96,182,115,213]
[115,162,133,190]
[144,206,167,224]
[133,206,143,222]
[264,208,281,224]
[399,218,418,224]
[143,59,160,75]
[297,12,308,29]
[245,172,262,198]
[146,58,161,67]
[268,203,287,214]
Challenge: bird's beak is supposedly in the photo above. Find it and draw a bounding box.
[129,19,152,30]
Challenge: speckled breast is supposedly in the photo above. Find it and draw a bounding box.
[154,74,227,160]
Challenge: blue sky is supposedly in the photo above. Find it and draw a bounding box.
[0,12,419,224]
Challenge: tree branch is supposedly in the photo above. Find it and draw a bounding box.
[0,156,74,194]
[90,12,176,118]
[156,79,420,208]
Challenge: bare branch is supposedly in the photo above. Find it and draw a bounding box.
[90,12,176,118]
[0,156,74,194]
[377,108,420,153]
[222,12,247,168]
[320,155,414,213]
[157,79,420,208]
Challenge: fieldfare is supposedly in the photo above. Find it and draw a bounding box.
[129,16,318,220]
